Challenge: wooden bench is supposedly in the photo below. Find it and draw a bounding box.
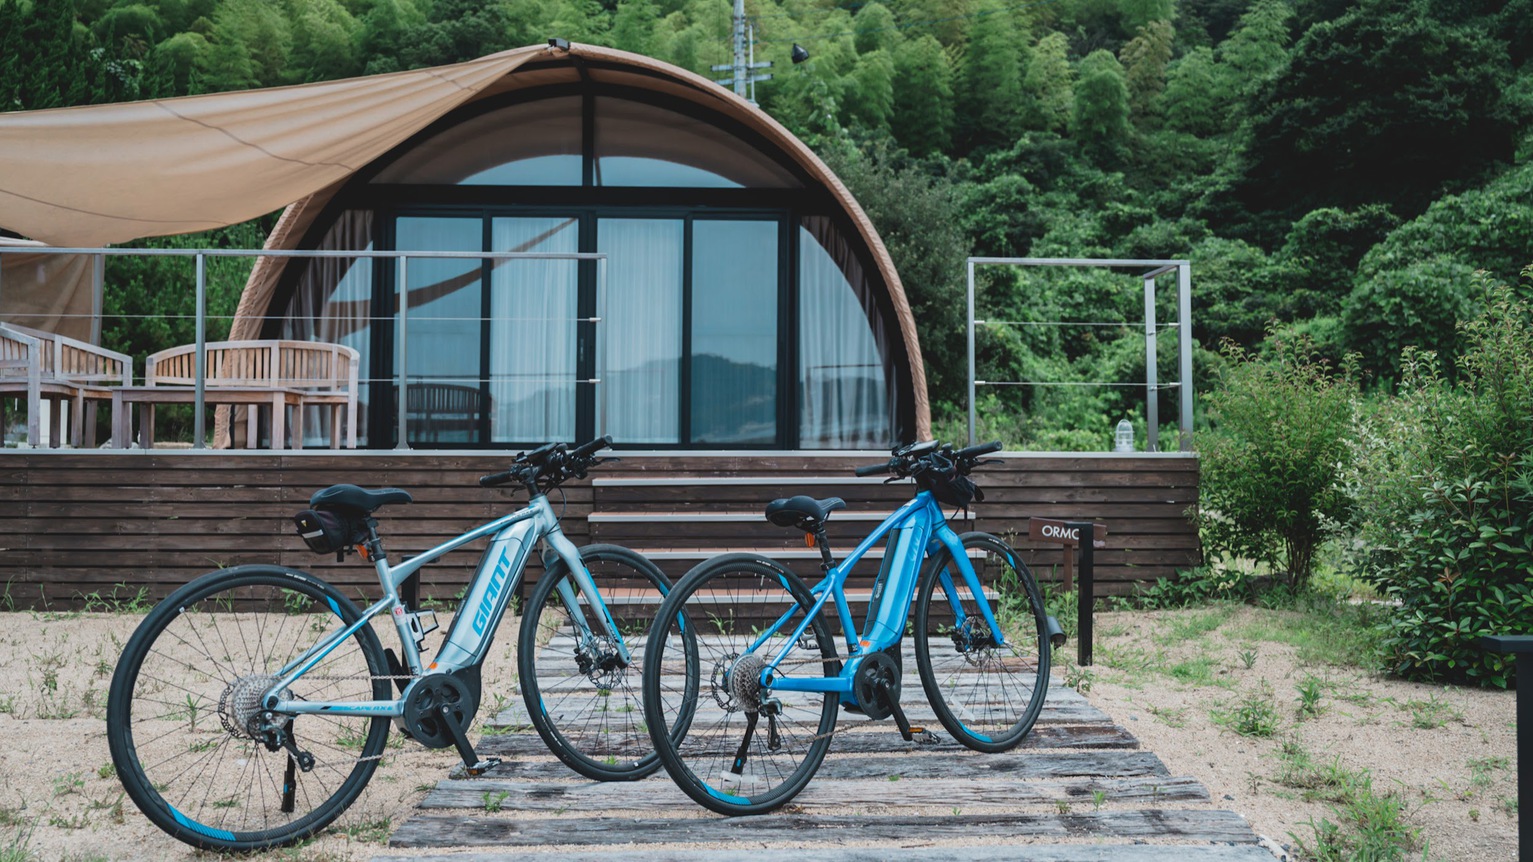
[111,340,359,449]
[0,322,132,448]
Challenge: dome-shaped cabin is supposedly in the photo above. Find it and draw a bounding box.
[233,43,928,450]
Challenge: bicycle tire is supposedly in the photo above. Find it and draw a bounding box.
[517,544,692,781]
[913,532,1050,753]
[643,553,840,815]
[107,566,391,852]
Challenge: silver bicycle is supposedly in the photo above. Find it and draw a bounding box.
[106,436,697,851]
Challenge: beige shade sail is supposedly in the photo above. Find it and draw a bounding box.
[0,238,98,343]
[0,46,543,249]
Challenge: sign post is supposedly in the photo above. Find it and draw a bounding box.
[1029,517,1107,666]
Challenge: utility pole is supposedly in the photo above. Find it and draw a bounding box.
[711,0,772,104]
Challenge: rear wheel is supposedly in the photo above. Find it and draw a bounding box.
[107,566,391,852]
[914,532,1049,752]
[644,554,839,815]
[518,544,687,780]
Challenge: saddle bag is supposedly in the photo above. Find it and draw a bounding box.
[292,507,362,555]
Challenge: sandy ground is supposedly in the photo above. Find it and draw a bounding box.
[1075,605,1520,862]
[0,606,1519,861]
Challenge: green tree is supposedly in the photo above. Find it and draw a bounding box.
[852,1,898,55]
[843,48,895,132]
[1022,32,1072,133]
[288,0,361,82]
[611,0,658,55]
[1239,0,1521,221]
[1160,47,1220,136]
[954,0,1024,154]
[1350,277,1533,686]
[1119,20,1172,127]
[1072,49,1129,162]
[889,35,953,156]
[823,145,972,413]
[1213,0,1291,106]
[198,0,293,90]
[1199,339,1357,589]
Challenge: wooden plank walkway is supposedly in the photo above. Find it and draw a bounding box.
[380,643,1264,861]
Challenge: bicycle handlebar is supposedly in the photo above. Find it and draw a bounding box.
[955,440,1003,460]
[854,460,893,477]
[855,439,1004,480]
[478,436,614,490]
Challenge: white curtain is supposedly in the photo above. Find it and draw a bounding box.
[281,210,372,445]
[799,222,893,449]
[490,217,579,442]
[598,219,682,444]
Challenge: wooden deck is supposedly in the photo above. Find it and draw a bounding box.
[379,647,1263,861]
[0,450,1198,608]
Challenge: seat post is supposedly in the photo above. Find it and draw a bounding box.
[360,517,388,565]
[813,528,834,571]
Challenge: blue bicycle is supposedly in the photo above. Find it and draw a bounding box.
[642,440,1063,815]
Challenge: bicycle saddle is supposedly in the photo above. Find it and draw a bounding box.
[310,483,414,513]
[765,495,846,532]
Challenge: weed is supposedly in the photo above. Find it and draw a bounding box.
[1464,756,1508,799]
[482,790,510,813]
[51,773,84,798]
[1215,683,1280,738]
[1091,789,1107,810]
[1296,676,1324,719]
[341,816,391,843]
[1054,800,1069,814]
[1145,704,1187,728]
[1282,746,1422,861]
[1237,646,1258,669]
[1402,692,1462,729]
[1064,664,1094,693]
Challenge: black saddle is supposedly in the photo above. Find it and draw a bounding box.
[310,483,413,513]
[765,495,846,532]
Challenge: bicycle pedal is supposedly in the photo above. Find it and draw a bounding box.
[911,727,941,745]
[464,758,502,776]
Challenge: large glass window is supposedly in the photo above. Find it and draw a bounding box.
[691,220,778,444]
[799,221,894,448]
[371,97,583,186]
[284,88,903,448]
[489,217,580,442]
[396,216,483,444]
[599,218,683,444]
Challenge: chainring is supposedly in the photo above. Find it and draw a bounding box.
[401,672,478,749]
[850,650,902,721]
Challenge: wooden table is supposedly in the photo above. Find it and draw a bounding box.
[111,386,306,449]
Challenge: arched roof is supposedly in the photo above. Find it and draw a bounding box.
[231,43,928,438]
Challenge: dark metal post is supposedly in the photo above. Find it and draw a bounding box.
[1069,521,1095,666]
[1480,636,1529,860]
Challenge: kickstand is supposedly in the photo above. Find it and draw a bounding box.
[438,703,500,776]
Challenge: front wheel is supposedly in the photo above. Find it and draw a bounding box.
[914,532,1050,752]
[518,544,686,781]
[107,566,392,852]
[644,554,840,815]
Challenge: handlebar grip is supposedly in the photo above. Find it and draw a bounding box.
[478,470,515,488]
[571,435,613,459]
[955,440,1003,460]
[854,461,892,477]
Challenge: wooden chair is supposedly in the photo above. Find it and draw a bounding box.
[114,340,358,449]
[0,322,131,448]
[407,382,490,443]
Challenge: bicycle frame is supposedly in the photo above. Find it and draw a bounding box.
[754,490,1007,696]
[262,493,625,718]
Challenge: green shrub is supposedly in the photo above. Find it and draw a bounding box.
[1197,338,1357,589]
[1350,274,1533,686]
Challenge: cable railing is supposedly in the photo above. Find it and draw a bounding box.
[0,246,608,450]
[966,257,1195,452]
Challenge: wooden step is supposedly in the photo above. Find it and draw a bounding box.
[374,846,1277,862]
[386,809,1259,850]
